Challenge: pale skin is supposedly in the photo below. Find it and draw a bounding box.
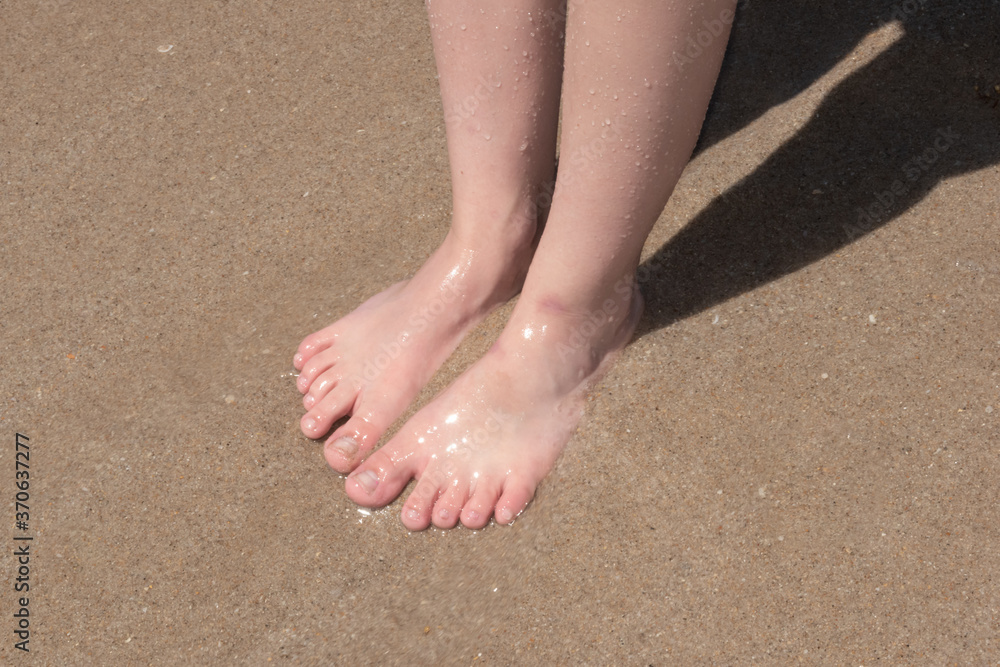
[293,0,736,529]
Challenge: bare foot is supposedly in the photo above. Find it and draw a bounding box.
[293,226,534,473]
[343,282,643,530]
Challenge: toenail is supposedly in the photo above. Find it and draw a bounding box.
[303,394,316,409]
[353,470,379,494]
[302,416,318,432]
[497,508,513,524]
[467,510,481,523]
[438,508,450,520]
[293,353,303,367]
[405,508,421,522]
[331,437,358,458]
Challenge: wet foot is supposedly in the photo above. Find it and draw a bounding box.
[293,225,535,472]
[344,282,643,530]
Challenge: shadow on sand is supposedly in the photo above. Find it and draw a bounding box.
[635,0,999,336]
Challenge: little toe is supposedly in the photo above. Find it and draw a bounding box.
[300,385,357,439]
[296,348,340,394]
[461,477,503,529]
[295,327,339,369]
[432,481,469,529]
[494,477,536,526]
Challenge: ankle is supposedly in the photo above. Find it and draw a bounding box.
[505,278,640,357]
[519,273,638,326]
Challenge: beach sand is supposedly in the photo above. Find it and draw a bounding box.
[2,0,998,662]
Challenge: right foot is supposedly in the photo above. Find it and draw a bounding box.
[293,224,535,473]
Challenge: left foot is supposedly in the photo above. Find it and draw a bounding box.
[344,283,643,530]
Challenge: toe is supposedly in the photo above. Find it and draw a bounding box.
[324,385,415,471]
[296,348,340,394]
[401,475,441,531]
[344,444,420,508]
[303,367,341,410]
[432,480,469,529]
[323,406,395,473]
[494,476,536,526]
[300,384,357,439]
[461,476,503,529]
[295,325,339,370]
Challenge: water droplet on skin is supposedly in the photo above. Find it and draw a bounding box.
[589,88,595,95]
[503,45,509,50]
[460,24,467,30]
[585,40,590,46]
[612,94,618,100]
[522,50,528,56]
[483,134,492,141]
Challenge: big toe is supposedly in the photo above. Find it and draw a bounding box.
[344,445,419,509]
[323,412,390,473]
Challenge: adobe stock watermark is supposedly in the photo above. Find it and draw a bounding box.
[672,7,735,72]
[519,116,625,228]
[444,73,502,126]
[408,407,508,503]
[843,126,960,241]
[555,277,635,362]
[359,281,464,384]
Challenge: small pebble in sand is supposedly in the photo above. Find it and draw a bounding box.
[157,45,173,53]
[868,314,877,323]
[987,405,994,414]
[821,373,829,379]
[225,395,236,404]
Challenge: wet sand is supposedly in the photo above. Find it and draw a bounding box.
[2,0,998,663]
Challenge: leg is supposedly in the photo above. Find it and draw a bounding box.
[293,0,563,471]
[346,0,737,529]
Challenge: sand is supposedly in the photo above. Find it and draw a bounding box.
[2,0,998,663]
